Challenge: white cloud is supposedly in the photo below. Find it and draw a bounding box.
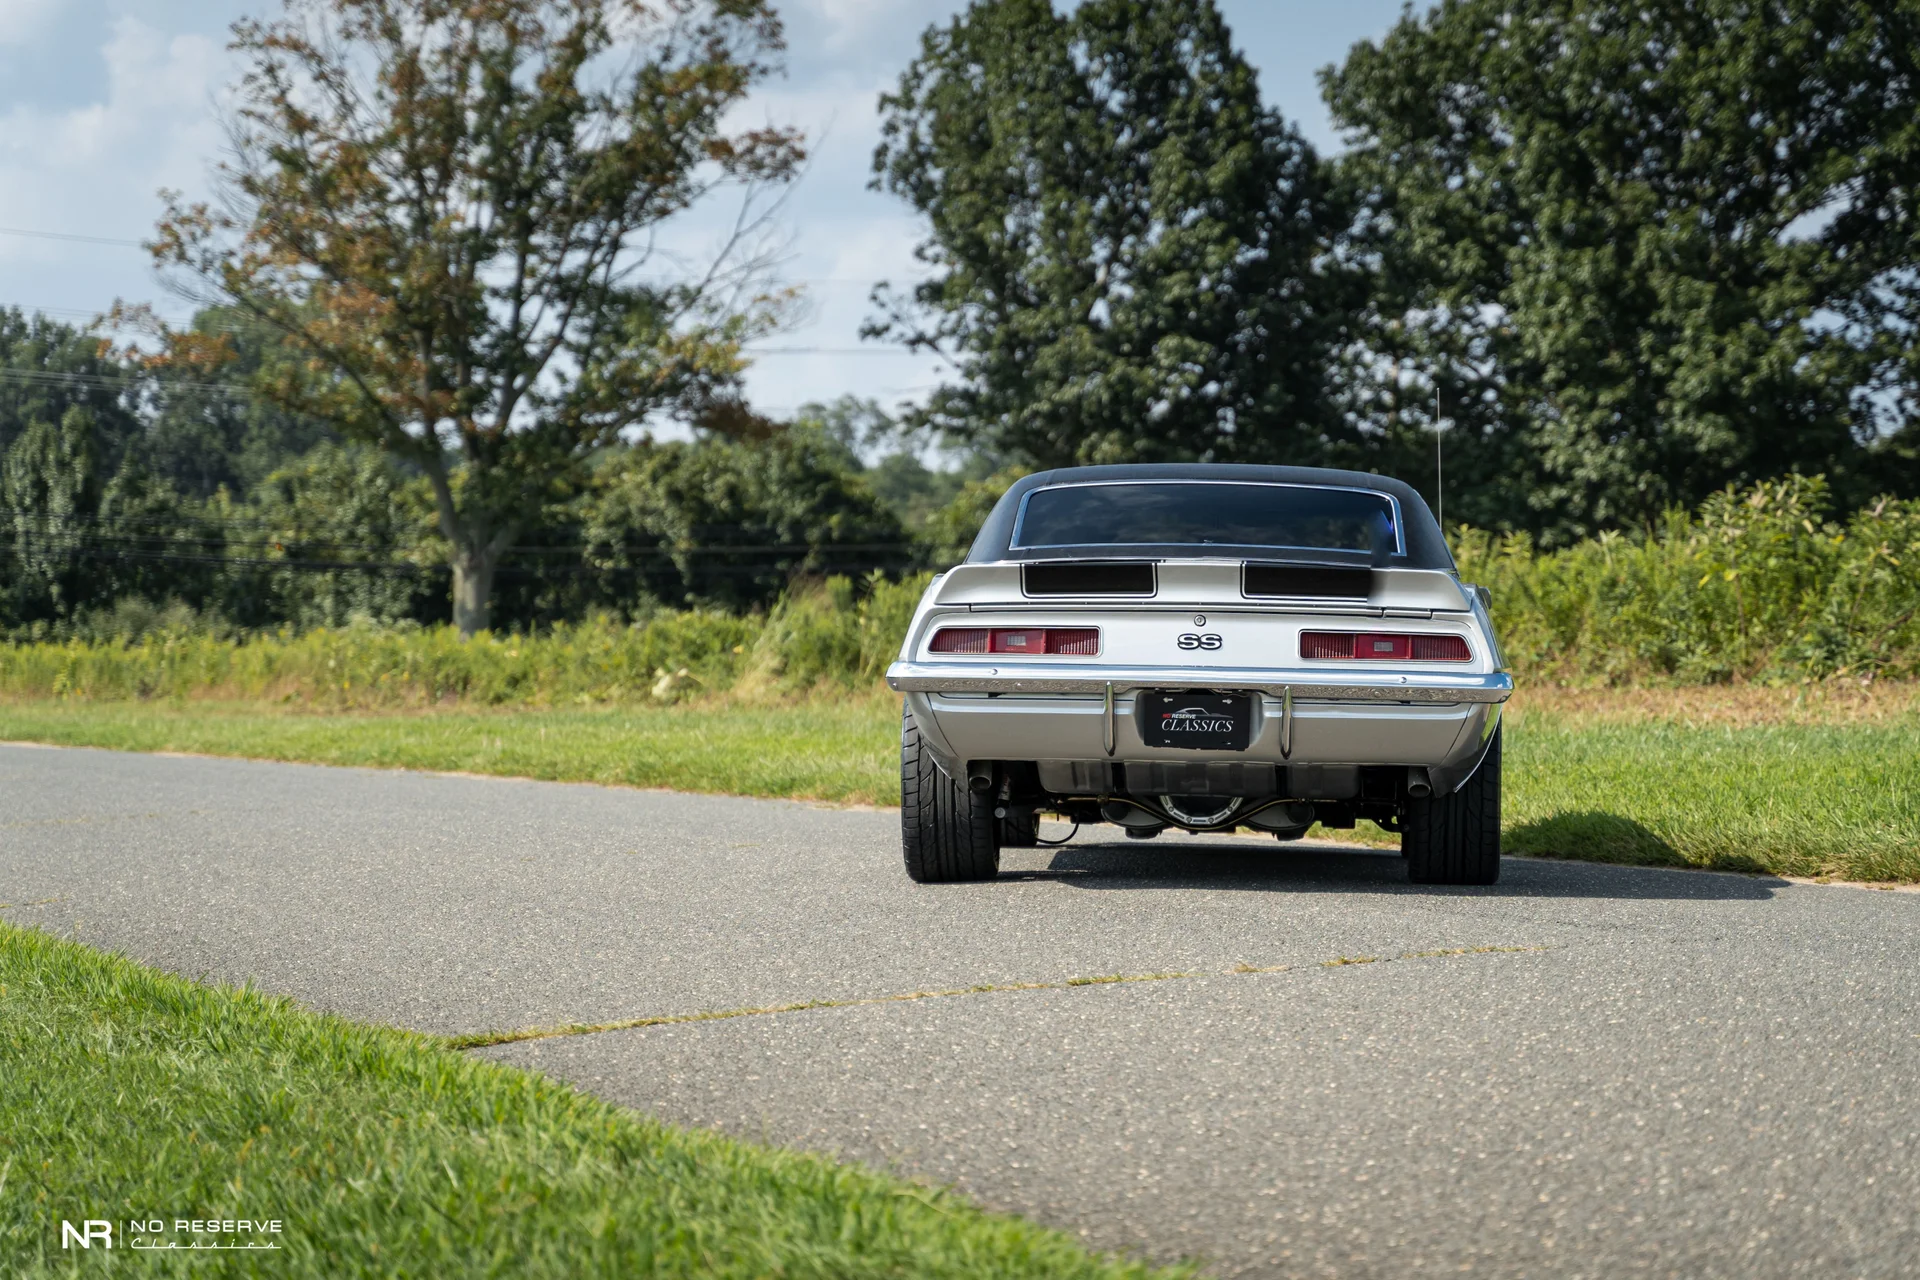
[788,0,953,53]
[0,0,59,47]
[0,16,228,317]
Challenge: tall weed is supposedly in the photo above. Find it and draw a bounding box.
[0,576,928,707]
[1455,477,1920,683]
[0,613,759,708]
[739,572,932,692]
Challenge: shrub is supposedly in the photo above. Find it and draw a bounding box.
[0,613,761,708]
[1454,476,1920,683]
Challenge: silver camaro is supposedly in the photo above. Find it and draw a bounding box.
[887,463,1512,885]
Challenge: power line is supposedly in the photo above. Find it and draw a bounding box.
[7,303,197,327]
[12,525,915,556]
[1,306,930,360]
[0,226,927,288]
[0,536,917,580]
[0,366,252,396]
[0,225,932,295]
[0,226,147,248]
[747,346,925,356]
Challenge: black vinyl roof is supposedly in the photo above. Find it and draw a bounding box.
[965,464,1454,571]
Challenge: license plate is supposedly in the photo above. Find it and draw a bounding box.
[1140,692,1252,751]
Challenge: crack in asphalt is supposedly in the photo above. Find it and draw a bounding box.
[447,944,1549,1050]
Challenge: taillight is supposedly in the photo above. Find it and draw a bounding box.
[1300,631,1471,662]
[1047,628,1100,655]
[930,627,989,654]
[1300,631,1355,660]
[1411,634,1472,661]
[929,627,1101,656]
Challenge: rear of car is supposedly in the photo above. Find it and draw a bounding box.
[887,464,1510,885]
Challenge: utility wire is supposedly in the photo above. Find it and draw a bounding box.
[12,534,917,560]
[7,527,916,561]
[0,539,915,580]
[0,366,252,396]
[0,228,923,291]
[22,511,922,544]
[0,226,146,248]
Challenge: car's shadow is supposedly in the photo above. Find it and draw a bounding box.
[1003,825,1781,901]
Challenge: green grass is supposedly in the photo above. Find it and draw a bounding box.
[0,697,900,804]
[2,694,1915,881]
[0,919,1185,1278]
[1506,715,1920,881]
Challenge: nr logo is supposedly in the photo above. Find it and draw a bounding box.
[62,1221,112,1249]
[1176,633,1222,651]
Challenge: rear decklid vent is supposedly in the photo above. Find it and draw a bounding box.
[1022,560,1156,597]
[1242,561,1373,600]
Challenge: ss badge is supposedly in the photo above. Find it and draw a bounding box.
[1177,633,1223,651]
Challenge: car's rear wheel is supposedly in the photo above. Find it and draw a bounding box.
[1404,725,1502,885]
[997,806,1039,848]
[901,705,1000,883]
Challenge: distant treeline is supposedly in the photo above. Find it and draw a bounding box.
[0,308,1014,638]
[5,478,1915,702]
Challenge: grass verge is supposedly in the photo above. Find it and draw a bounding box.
[0,695,898,803]
[0,919,1184,1278]
[2,685,1915,882]
[1505,715,1918,881]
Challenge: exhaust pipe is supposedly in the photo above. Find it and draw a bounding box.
[968,763,995,793]
[1406,767,1433,800]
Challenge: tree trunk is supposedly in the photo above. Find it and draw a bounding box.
[451,543,499,638]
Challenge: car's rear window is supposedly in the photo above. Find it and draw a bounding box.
[1011,482,1401,555]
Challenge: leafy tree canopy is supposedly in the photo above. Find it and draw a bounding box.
[871,0,1353,469]
[1323,0,1920,542]
[787,395,997,532]
[135,306,340,500]
[0,309,142,466]
[0,403,222,630]
[236,443,445,629]
[585,431,909,610]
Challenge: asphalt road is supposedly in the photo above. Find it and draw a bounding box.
[4,743,1917,1278]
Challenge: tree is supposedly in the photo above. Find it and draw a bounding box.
[2,408,106,623]
[0,309,142,464]
[787,394,996,533]
[584,432,909,610]
[137,306,340,500]
[870,0,1353,468]
[232,442,444,629]
[1323,0,1920,542]
[0,405,218,629]
[917,464,1029,565]
[154,0,804,635]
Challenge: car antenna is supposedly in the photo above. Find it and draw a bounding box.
[1433,384,1444,537]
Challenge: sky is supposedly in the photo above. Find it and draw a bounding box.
[0,0,1415,427]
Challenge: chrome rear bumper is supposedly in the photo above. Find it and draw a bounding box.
[886,661,1512,705]
[889,661,1510,796]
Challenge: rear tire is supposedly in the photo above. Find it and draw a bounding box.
[1404,725,1502,885]
[997,806,1039,848]
[901,705,1000,883]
